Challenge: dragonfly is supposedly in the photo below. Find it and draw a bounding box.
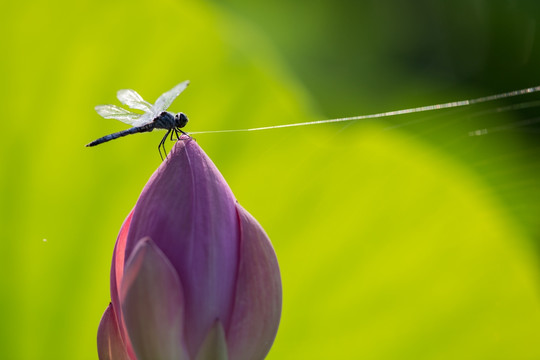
[86,81,190,159]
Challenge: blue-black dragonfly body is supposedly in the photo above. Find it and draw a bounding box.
[86,81,190,159]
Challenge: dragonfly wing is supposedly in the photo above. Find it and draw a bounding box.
[117,89,153,112]
[150,80,190,117]
[95,104,142,126]
[131,112,154,127]
[129,81,189,127]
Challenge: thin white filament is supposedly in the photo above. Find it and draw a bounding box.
[188,85,540,135]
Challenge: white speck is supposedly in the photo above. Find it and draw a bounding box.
[43,239,47,242]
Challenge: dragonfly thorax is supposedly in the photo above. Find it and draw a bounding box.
[153,112,188,130]
[152,112,175,130]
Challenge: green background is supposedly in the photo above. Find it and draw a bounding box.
[2,0,540,359]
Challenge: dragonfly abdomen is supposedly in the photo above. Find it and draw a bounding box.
[86,124,153,147]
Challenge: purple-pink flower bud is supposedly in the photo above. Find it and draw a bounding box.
[97,139,282,360]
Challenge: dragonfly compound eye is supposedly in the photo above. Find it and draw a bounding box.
[176,112,188,128]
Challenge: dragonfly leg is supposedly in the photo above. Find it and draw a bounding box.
[158,129,172,160]
[178,129,192,140]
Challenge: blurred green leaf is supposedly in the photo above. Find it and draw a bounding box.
[238,124,540,359]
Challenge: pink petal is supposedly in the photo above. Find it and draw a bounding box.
[120,237,189,360]
[195,320,229,360]
[97,303,131,360]
[226,203,282,360]
[124,140,240,356]
[110,210,136,359]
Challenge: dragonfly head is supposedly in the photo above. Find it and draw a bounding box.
[175,112,188,128]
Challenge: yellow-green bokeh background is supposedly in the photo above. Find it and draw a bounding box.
[2,0,540,359]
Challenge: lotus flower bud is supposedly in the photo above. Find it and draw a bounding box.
[97,138,282,360]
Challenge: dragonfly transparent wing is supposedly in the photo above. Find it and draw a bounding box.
[117,89,153,112]
[95,104,143,126]
[131,80,190,126]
